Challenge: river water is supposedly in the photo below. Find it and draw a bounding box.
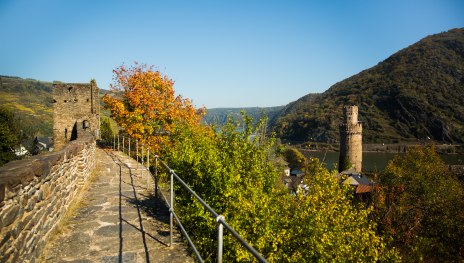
[302,151,464,172]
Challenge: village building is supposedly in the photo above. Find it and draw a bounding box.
[34,137,53,152]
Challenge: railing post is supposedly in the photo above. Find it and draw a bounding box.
[113,133,115,150]
[136,140,139,164]
[170,169,174,247]
[155,155,158,197]
[128,138,131,158]
[147,148,150,190]
[141,144,144,178]
[122,136,125,154]
[117,135,120,151]
[217,215,225,263]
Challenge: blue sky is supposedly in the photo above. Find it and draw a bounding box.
[1,1,463,108]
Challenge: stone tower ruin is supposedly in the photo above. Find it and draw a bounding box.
[339,106,362,172]
[52,81,100,150]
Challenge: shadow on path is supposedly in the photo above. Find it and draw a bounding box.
[41,148,193,262]
[103,149,170,263]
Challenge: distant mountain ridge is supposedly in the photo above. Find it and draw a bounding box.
[204,106,284,127]
[3,28,464,144]
[271,28,464,143]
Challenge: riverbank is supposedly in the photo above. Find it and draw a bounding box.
[299,149,464,172]
[294,142,464,155]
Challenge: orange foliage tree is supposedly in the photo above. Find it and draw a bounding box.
[102,63,204,152]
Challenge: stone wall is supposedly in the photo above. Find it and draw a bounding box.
[53,81,100,150]
[0,130,96,262]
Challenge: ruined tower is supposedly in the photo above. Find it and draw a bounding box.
[52,81,100,150]
[339,106,362,172]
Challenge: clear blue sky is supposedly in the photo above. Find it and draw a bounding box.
[1,0,463,108]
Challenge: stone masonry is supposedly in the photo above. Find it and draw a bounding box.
[0,127,96,262]
[53,81,100,150]
[339,106,363,172]
[41,149,194,262]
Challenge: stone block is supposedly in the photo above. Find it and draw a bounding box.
[17,208,24,222]
[42,153,62,168]
[1,204,19,227]
[5,184,20,200]
[27,186,36,197]
[0,245,15,263]
[0,184,4,203]
[13,217,26,238]
[25,235,36,253]
[35,190,43,202]
[13,229,27,250]
[40,183,50,199]
[25,197,35,212]
[24,216,35,231]
[19,195,28,207]
[27,208,45,231]
[0,229,11,247]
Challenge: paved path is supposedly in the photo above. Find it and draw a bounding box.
[41,149,194,263]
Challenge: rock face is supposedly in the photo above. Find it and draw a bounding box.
[52,81,100,150]
[0,127,96,262]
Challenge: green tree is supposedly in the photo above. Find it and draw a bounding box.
[0,106,19,166]
[283,147,306,171]
[100,117,115,145]
[374,146,464,262]
[163,114,398,262]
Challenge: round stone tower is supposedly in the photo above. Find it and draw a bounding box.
[339,106,362,172]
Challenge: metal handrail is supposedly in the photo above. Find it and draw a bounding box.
[114,135,268,263]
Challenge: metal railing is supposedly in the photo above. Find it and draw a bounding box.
[112,135,268,263]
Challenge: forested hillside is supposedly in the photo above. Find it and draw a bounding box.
[0,76,54,137]
[204,106,284,127]
[271,28,464,143]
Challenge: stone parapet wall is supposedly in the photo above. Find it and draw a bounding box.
[0,132,96,262]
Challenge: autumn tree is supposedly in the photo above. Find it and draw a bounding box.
[102,63,204,152]
[374,146,464,262]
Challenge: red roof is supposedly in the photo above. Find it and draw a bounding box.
[355,184,372,194]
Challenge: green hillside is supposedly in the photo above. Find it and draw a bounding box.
[204,106,284,127]
[0,76,115,138]
[0,76,54,137]
[271,28,464,143]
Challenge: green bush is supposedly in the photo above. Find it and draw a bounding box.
[162,114,397,262]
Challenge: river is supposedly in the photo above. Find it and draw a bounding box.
[302,150,464,172]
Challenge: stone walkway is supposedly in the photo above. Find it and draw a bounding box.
[41,149,194,263]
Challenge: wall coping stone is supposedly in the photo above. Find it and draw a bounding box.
[0,133,95,186]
